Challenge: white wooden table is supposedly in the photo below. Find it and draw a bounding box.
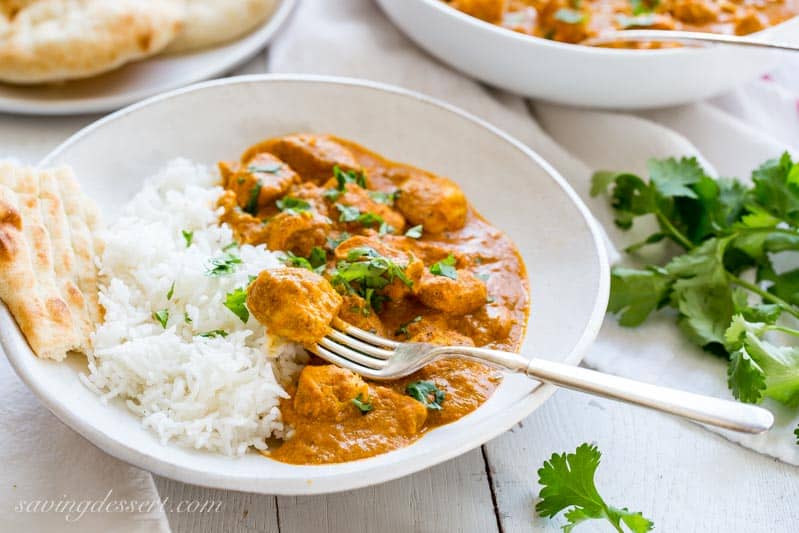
[3,52,798,533]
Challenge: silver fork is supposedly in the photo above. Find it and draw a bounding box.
[313,319,774,434]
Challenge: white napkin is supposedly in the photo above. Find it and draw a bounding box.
[270,0,799,464]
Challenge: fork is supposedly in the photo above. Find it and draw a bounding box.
[312,319,774,434]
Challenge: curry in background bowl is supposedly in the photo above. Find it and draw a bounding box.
[218,134,529,464]
[444,0,799,46]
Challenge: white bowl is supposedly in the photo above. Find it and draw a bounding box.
[1,75,609,494]
[376,0,799,109]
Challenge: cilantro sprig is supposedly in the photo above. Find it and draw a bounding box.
[331,246,413,311]
[430,254,457,280]
[405,380,445,410]
[351,393,373,414]
[537,443,653,532]
[593,153,799,417]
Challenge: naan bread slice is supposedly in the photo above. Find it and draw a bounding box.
[164,0,276,53]
[0,162,101,360]
[0,0,185,84]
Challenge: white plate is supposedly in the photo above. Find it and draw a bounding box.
[0,0,296,116]
[377,0,799,109]
[1,75,609,494]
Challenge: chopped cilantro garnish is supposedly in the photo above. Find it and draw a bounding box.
[368,190,397,205]
[629,0,659,14]
[351,393,373,414]
[184,312,192,324]
[222,241,239,252]
[248,164,283,174]
[276,196,311,214]
[430,254,457,280]
[554,7,585,24]
[181,230,194,247]
[205,253,242,277]
[405,225,423,239]
[199,330,228,338]
[152,309,169,329]
[395,315,422,338]
[166,282,175,301]
[476,272,490,282]
[378,222,395,236]
[331,246,413,311]
[335,204,385,227]
[405,380,445,410]
[326,232,351,251]
[323,188,342,201]
[309,246,327,269]
[616,13,656,28]
[224,287,249,324]
[281,248,327,274]
[244,180,262,215]
[334,165,367,190]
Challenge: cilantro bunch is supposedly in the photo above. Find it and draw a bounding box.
[593,153,799,432]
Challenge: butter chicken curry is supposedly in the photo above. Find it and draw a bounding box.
[217,134,529,464]
[444,0,798,47]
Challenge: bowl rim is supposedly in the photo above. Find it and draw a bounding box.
[412,0,798,57]
[4,74,610,494]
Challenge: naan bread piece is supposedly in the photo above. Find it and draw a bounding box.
[164,0,276,53]
[0,0,185,84]
[0,163,101,360]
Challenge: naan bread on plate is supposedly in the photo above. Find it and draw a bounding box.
[0,0,185,84]
[0,162,101,360]
[165,0,277,53]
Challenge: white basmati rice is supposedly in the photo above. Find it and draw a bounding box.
[84,159,305,456]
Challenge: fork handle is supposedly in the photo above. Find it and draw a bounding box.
[446,348,773,434]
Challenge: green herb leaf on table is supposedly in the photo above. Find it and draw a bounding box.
[594,152,799,426]
[405,380,445,410]
[430,254,457,280]
[224,287,250,324]
[351,393,373,414]
[536,443,654,533]
[152,309,169,329]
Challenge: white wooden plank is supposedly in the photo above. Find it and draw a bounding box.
[155,477,280,533]
[276,449,499,533]
[484,390,799,533]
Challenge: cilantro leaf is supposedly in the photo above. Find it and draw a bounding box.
[368,190,397,205]
[166,281,175,301]
[536,443,653,533]
[276,196,311,214]
[244,180,262,215]
[647,156,705,199]
[405,225,423,239]
[335,204,384,227]
[152,309,169,329]
[750,153,799,226]
[205,253,242,277]
[351,393,373,414]
[181,230,194,247]
[199,329,228,338]
[331,247,413,311]
[554,8,585,23]
[795,425,799,445]
[224,287,249,324]
[334,166,367,190]
[430,254,457,280]
[248,164,282,174]
[405,380,445,410]
[608,267,672,327]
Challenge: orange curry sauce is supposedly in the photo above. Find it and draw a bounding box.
[445,0,798,47]
[217,134,529,464]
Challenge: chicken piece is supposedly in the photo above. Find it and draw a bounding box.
[323,180,406,233]
[454,304,514,347]
[247,268,343,344]
[338,294,386,335]
[394,170,468,234]
[374,385,429,434]
[292,365,370,420]
[670,0,719,24]
[416,269,487,315]
[335,235,425,300]
[219,153,300,214]
[734,9,765,35]
[450,0,508,22]
[243,134,361,184]
[217,190,269,245]
[263,210,332,257]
